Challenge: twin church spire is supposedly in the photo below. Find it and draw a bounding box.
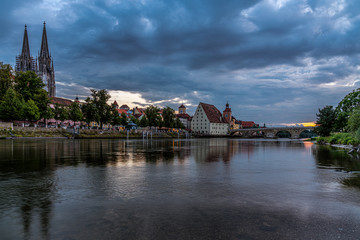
[16,22,56,97]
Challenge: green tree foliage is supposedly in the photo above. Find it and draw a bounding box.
[162,106,175,128]
[144,105,160,127]
[68,102,83,124]
[130,116,139,125]
[334,88,360,131]
[336,88,360,113]
[120,112,128,126]
[24,99,40,122]
[110,108,121,126]
[315,105,336,136]
[347,107,360,132]
[34,89,51,119]
[0,88,24,121]
[89,89,112,128]
[82,97,99,125]
[139,116,148,127]
[13,70,50,120]
[0,63,13,100]
[174,118,185,129]
[53,104,69,122]
[43,106,55,126]
[14,71,45,101]
[334,111,348,132]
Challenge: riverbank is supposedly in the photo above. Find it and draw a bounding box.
[0,127,190,139]
[315,134,360,154]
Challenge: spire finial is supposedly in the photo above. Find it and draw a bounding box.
[25,24,27,29]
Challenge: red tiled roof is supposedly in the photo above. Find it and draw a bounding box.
[117,109,128,115]
[120,104,129,109]
[200,102,227,124]
[241,121,256,128]
[134,107,144,114]
[176,113,191,120]
[51,97,72,106]
[113,100,118,106]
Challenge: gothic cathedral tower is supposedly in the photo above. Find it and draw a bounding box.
[15,25,36,72]
[38,22,56,97]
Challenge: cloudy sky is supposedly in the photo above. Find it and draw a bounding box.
[1,0,360,125]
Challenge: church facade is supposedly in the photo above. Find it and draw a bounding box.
[15,23,56,97]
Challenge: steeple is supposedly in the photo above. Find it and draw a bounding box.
[16,24,36,72]
[16,22,56,96]
[37,21,56,97]
[40,22,50,59]
[21,25,31,59]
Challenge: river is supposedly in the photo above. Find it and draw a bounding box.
[0,138,360,239]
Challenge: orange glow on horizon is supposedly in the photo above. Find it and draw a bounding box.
[281,122,316,127]
[300,122,317,127]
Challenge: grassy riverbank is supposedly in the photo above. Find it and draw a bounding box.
[0,127,188,139]
[316,132,360,146]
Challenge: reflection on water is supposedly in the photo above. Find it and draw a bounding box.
[313,144,360,188]
[0,139,360,239]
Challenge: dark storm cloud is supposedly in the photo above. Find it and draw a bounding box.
[2,0,360,123]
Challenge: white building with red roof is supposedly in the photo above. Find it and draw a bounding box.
[191,102,229,135]
[175,104,191,129]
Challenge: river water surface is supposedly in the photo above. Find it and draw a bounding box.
[1,138,360,239]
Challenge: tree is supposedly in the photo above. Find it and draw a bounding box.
[34,89,51,119]
[0,63,13,100]
[139,116,148,127]
[0,88,24,121]
[347,107,360,132]
[14,71,45,102]
[336,88,360,114]
[59,106,69,122]
[130,116,139,125]
[315,105,336,136]
[24,99,40,122]
[334,111,348,132]
[174,118,185,129]
[82,97,99,126]
[110,108,121,126]
[120,112,128,126]
[334,88,360,131]
[53,104,69,126]
[162,106,175,128]
[89,89,112,128]
[42,106,55,127]
[68,102,83,125]
[144,105,160,127]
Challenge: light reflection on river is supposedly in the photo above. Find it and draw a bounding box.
[0,138,360,239]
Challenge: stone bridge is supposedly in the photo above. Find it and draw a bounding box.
[230,127,315,139]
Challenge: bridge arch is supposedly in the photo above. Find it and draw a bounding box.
[275,130,291,138]
[230,127,315,139]
[299,129,317,138]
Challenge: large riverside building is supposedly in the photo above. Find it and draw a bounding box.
[16,23,56,97]
[191,102,230,135]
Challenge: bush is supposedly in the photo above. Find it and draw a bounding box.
[329,134,341,144]
[355,127,360,143]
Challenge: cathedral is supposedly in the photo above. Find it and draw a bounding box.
[15,22,56,97]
